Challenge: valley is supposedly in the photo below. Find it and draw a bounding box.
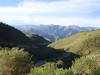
[0,22,100,75]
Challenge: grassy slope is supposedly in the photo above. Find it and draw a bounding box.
[49,29,100,55]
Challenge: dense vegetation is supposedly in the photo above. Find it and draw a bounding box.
[0,48,32,75]
[28,51,100,75]
[0,22,100,75]
[0,48,99,75]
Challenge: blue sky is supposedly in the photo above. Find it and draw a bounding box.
[0,0,21,7]
[0,0,100,27]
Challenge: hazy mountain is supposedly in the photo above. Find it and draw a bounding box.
[15,25,99,42]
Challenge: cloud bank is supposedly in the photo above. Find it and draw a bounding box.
[0,0,100,27]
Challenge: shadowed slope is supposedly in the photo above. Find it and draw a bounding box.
[0,22,64,60]
[26,34,51,46]
[0,22,36,46]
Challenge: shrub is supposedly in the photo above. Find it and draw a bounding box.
[0,48,33,75]
[92,67,100,75]
[28,63,74,75]
[71,52,100,75]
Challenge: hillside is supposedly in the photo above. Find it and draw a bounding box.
[49,29,100,55]
[0,22,99,75]
[0,22,64,60]
[15,25,98,42]
[26,34,51,46]
[0,22,36,47]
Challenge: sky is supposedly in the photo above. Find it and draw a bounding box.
[0,0,100,27]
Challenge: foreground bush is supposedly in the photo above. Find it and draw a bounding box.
[28,51,100,75]
[71,51,100,75]
[0,48,32,75]
[71,57,96,75]
[28,63,74,75]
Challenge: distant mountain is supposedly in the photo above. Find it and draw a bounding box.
[49,29,100,55]
[15,25,99,42]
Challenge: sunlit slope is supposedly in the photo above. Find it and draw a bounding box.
[49,30,100,55]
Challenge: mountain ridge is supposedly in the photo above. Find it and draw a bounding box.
[15,24,99,42]
[0,22,68,61]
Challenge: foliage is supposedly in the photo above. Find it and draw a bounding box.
[71,51,100,75]
[56,53,80,69]
[28,51,100,75]
[0,22,100,75]
[28,63,74,75]
[0,48,33,75]
[71,57,96,74]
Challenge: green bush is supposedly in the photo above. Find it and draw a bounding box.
[92,67,100,75]
[71,52,100,75]
[28,51,100,75]
[0,48,33,75]
[28,63,74,75]
[71,57,96,74]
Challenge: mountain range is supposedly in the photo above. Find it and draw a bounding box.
[0,22,65,60]
[0,22,100,75]
[15,25,99,42]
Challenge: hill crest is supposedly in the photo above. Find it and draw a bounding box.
[49,29,100,55]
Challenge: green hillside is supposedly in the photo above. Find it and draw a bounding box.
[49,30,100,55]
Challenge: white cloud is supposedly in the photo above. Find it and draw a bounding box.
[0,0,100,26]
[19,0,100,14]
[24,16,100,27]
